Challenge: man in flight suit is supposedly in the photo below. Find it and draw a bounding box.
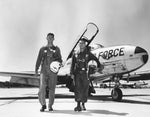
[35,33,62,112]
[70,38,101,111]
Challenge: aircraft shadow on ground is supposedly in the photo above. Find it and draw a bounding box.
[45,109,128,116]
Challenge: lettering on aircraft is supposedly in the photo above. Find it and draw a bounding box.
[98,47,125,60]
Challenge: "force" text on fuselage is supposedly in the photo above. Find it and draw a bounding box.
[98,47,125,60]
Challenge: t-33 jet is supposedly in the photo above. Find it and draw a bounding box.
[0,22,148,101]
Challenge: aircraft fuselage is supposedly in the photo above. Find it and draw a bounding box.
[91,45,148,75]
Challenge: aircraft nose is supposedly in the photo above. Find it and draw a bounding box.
[135,46,148,64]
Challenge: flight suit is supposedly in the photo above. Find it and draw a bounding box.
[35,46,62,108]
[70,48,101,103]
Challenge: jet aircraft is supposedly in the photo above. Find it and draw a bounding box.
[0,22,149,101]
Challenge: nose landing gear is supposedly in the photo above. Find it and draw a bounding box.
[111,87,122,101]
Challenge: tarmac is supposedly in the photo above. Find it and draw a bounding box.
[0,87,150,117]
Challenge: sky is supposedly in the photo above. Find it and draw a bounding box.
[0,0,150,72]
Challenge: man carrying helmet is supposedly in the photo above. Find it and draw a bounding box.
[70,38,102,112]
[35,33,62,112]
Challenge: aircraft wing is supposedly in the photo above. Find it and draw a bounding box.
[90,70,150,84]
[0,71,39,79]
[89,71,112,83]
[0,71,41,87]
[0,71,73,88]
[67,22,99,59]
[122,71,150,81]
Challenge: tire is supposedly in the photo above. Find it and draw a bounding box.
[111,87,123,101]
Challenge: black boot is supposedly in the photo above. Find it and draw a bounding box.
[82,103,86,111]
[74,102,81,112]
[49,106,53,111]
[40,105,46,112]
[74,106,82,112]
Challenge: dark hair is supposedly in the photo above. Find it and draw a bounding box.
[47,33,54,37]
[80,38,87,42]
[80,38,88,43]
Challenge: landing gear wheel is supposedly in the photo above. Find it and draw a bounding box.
[111,87,123,101]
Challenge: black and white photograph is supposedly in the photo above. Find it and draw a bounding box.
[0,0,150,117]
